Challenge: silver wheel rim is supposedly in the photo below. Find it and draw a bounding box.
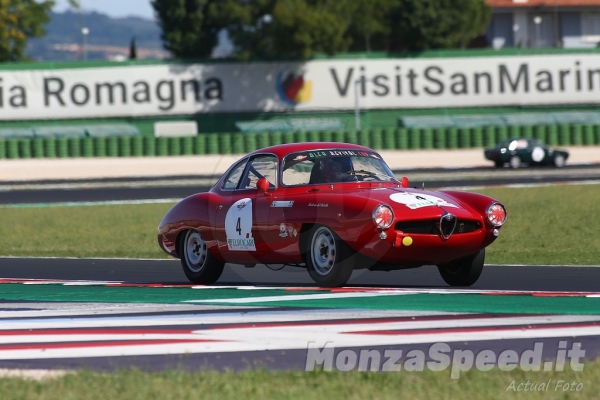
[555,155,565,167]
[185,231,208,273]
[310,227,336,276]
[510,157,520,168]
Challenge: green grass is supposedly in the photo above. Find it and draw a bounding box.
[476,185,599,265]
[0,184,598,265]
[0,203,174,259]
[0,362,596,400]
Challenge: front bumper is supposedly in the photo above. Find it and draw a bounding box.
[351,227,499,266]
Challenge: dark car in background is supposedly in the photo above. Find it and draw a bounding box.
[484,138,569,169]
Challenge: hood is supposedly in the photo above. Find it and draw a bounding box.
[338,185,479,221]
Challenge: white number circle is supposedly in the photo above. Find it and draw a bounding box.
[532,146,545,162]
[225,198,256,251]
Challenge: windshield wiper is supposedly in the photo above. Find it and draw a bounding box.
[348,169,376,176]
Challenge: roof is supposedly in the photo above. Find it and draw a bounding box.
[252,142,372,159]
[488,0,600,7]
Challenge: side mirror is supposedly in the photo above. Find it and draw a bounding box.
[257,178,270,195]
[401,176,409,188]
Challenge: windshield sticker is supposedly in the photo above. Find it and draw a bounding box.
[271,201,294,208]
[389,193,460,210]
[328,150,357,156]
[290,150,379,161]
[225,198,256,251]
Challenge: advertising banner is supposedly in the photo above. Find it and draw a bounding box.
[1,53,600,120]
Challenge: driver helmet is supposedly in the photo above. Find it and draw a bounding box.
[320,159,346,182]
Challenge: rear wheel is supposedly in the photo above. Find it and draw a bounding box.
[180,230,224,284]
[553,154,566,168]
[509,156,521,169]
[437,249,485,287]
[494,161,503,168]
[305,225,355,287]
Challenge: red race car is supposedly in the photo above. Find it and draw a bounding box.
[158,143,507,287]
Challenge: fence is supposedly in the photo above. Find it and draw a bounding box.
[0,124,599,159]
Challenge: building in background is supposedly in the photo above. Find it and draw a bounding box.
[487,0,600,49]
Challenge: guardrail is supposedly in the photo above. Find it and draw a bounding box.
[0,124,599,159]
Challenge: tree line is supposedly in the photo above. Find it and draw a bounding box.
[0,0,490,62]
[152,0,491,60]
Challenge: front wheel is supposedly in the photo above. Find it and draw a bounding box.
[509,156,521,169]
[553,154,566,168]
[305,225,355,287]
[437,249,485,287]
[180,230,224,284]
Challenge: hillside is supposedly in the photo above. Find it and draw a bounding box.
[27,11,168,62]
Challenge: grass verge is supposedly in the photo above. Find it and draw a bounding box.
[0,362,595,400]
[0,203,173,259]
[0,184,598,265]
[477,184,599,265]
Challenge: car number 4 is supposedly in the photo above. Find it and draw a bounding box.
[225,198,256,251]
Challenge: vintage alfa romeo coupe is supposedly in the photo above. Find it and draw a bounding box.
[158,143,507,287]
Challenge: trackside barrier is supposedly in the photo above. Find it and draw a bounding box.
[584,125,595,145]
[0,125,599,160]
[57,138,68,158]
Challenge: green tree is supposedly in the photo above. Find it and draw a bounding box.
[346,0,400,52]
[151,0,219,58]
[268,0,352,59]
[0,0,54,61]
[209,0,352,60]
[206,0,275,60]
[391,0,490,51]
[129,36,137,59]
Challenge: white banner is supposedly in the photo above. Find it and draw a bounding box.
[2,54,600,120]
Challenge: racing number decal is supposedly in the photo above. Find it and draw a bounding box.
[225,198,256,251]
[389,192,460,210]
[236,218,242,235]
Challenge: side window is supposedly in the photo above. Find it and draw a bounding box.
[239,154,278,190]
[516,139,528,150]
[283,160,314,185]
[222,159,248,190]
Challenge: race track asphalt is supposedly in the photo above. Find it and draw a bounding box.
[2,165,600,204]
[1,258,600,292]
[1,258,600,373]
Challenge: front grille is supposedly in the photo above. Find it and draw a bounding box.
[455,220,480,233]
[395,220,480,234]
[440,213,457,238]
[395,220,437,234]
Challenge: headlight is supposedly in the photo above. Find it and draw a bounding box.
[373,204,394,229]
[486,202,507,227]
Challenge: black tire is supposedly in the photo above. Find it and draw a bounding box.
[494,161,503,168]
[305,225,355,287]
[437,249,485,287]
[509,156,520,169]
[179,230,224,284]
[553,154,566,168]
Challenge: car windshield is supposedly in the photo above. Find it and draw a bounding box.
[282,149,397,186]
